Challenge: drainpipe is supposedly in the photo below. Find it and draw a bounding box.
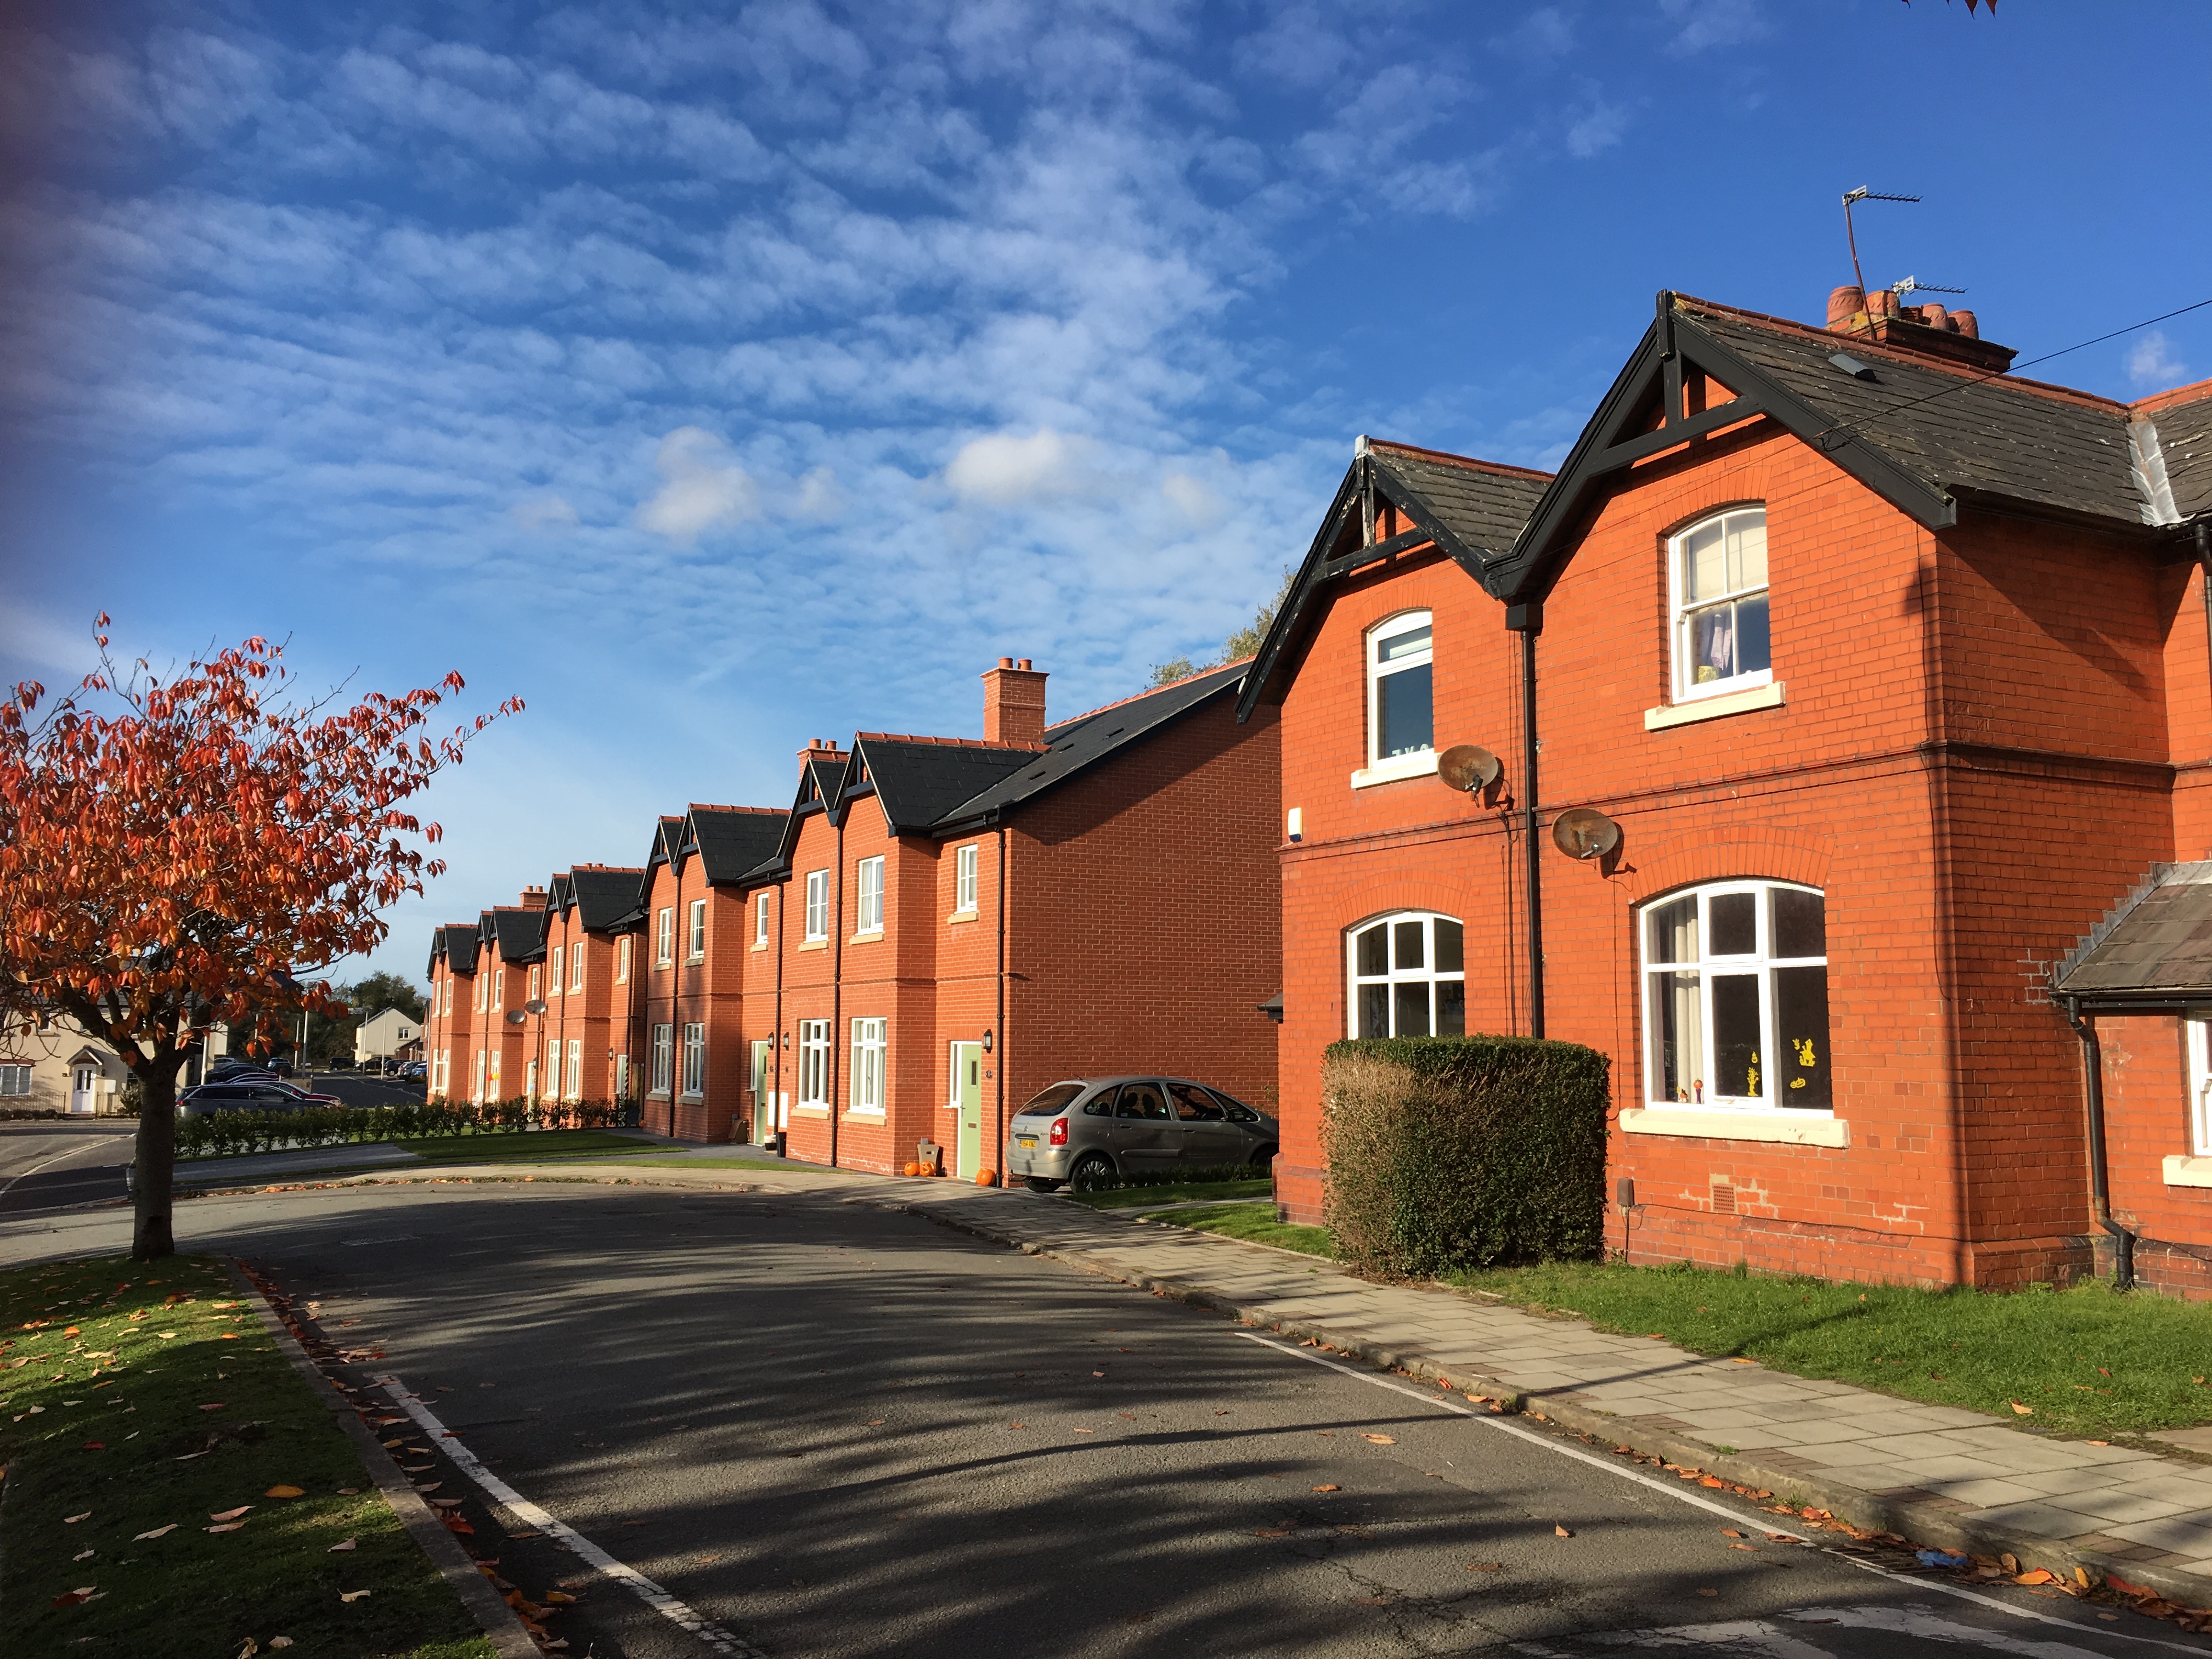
[2063,997,2136,1289]
[996,824,1009,1184]
[1508,601,1545,1039]
[773,880,785,1152]
[669,850,684,1138]
[831,814,844,1170]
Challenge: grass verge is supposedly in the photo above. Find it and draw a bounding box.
[0,1253,490,1657]
[1135,1200,1336,1259]
[1069,1178,1274,1210]
[1444,1257,2212,1441]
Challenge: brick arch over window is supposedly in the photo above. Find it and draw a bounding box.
[1619,828,1832,909]
[1328,872,1484,935]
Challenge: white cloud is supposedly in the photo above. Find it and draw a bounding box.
[1492,9,1576,61]
[1160,470,1223,525]
[1659,0,1771,54]
[943,427,1102,506]
[2128,330,2187,390]
[635,427,761,544]
[512,494,579,531]
[1564,83,1630,157]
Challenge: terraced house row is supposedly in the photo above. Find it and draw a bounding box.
[416,276,2212,1297]
[417,658,1282,1179]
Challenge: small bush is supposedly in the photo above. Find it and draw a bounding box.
[1322,1035,1609,1279]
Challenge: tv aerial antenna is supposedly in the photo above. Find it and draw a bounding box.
[1842,186,1921,304]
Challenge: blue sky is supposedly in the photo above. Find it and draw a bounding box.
[4,1,2209,991]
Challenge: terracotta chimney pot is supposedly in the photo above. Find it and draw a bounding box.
[982,657,1049,746]
[1865,289,1899,322]
[1949,309,1979,339]
[1827,285,1865,332]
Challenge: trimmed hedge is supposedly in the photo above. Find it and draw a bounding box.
[175,1096,637,1160]
[1322,1035,1609,1279]
[1067,1163,1267,1194]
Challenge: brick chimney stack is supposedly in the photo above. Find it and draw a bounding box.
[982,657,1048,746]
[519,885,548,909]
[1822,283,2012,373]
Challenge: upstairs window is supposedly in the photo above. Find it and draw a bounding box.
[570,944,584,992]
[756,891,770,946]
[2189,1020,2212,1158]
[617,934,631,984]
[656,906,674,966]
[956,844,979,913]
[1671,506,1770,701]
[857,856,884,933]
[1348,911,1465,1038]
[1367,613,1434,764]
[1642,881,1829,1113]
[549,947,563,994]
[528,966,541,1001]
[805,870,830,940]
[688,898,707,961]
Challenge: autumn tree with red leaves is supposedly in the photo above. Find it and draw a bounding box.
[0,618,520,1259]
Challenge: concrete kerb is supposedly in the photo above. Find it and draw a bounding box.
[866,1192,2212,1617]
[225,1260,539,1659]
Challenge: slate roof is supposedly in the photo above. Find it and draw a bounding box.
[935,658,1250,828]
[2138,383,2212,520]
[567,866,646,930]
[853,737,1040,835]
[428,924,479,978]
[1368,441,1554,556]
[2055,863,2212,1002]
[1682,300,2147,529]
[486,906,548,963]
[687,807,787,883]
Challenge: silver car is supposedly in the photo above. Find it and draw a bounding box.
[1004,1075,1279,1193]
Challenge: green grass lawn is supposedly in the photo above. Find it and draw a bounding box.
[1446,1257,2212,1441]
[397,1131,681,1166]
[1069,1178,1275,1210]
[0,1254,490,1657]
[1135,1200,1336,1259]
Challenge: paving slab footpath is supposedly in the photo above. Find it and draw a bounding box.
[201,1154,2212,1611]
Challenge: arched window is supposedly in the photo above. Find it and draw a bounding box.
[1367,612,1434,765]
[1348,911,1465,1038]
[1641,881,1829,1111]
[1669,506,1769,701]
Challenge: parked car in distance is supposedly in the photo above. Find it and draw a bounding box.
[177,1080,341,1115]
[399,1060,427,1081]
[1004,1076,1278,1192]
[266,1058,293,1077]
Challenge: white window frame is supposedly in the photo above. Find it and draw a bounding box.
[545,1039,561,1100]
[682,1023,707,1099]
[651,1024,674,1096]
[799,1019,831,1107]
[617,935,631,984]
[856,856,884,934]
[2189,1020,2212,1158]
[473,1051,487,1103]
[688,898,707,962]
[805,870,830,941]
[756,891,771,947]
[1668,505,1772,704]
[1360,611,1437,785]
[956,844,979,913]
[1639,880,1830,1115]
[441,979,453,1015]
[566,1037,583,1102]
[851,1017,886,1112]
[528,964,540,1001]
[549,947,563,995]
[1346,911,1467,1039]
[569,944,584,993]
[656,906,675,966]
[0,1065,30,1098]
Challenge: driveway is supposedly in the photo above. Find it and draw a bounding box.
[2,1181,2199,1657]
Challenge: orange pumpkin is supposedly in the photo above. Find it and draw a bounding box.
[902,1161,921,1176]
[975,1167,997,1187]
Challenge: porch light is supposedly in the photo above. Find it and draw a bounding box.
[981,1029,994,1053]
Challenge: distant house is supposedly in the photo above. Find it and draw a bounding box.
[1,1010,228,1114]
[353,1006,420,1065]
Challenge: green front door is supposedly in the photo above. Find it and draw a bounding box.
[955,1042,984,1177]
[751,1040,773,1144]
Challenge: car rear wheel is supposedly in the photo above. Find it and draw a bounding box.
[1069,1152,1116,1192]
[1252,1144,1277,1175]
[1024,1176,1063,1193]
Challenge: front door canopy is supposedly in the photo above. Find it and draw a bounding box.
[2057,861,2212,1010]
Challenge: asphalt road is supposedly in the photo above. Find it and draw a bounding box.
[7,1180,2204,1658]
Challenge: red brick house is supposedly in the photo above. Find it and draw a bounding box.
[540,865,648,1107]
[577,657,1279,1171]
[442,893,549,1103]
[424,922,478,1101]
[1244,285,2212,1295]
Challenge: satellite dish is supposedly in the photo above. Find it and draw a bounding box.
[1552,807,1622,861]
[505,1009,526,1026]
[524,998,549,1016]
[1436,744,1502,792]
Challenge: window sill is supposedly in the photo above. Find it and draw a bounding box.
[686,955,705,967]
[849,930,884,945]
[647,1091,672,1102]
[792,1103,830,1119]
[680,1092,705,1103]
[1350,749,1439,790]
[798,938,827,953]
[2163,1154,2212,1189]
[1645,679,1786,731]
[1619,1106,1847,1147]
[842,1108,887,1121]
[947,909,979,926]
[751,941,769,952]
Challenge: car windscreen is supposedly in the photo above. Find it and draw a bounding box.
[1017,1083,1085,1117]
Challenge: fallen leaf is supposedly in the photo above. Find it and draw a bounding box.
[81,1442,103,1451]
[1312,1484,1340,1492]
[1729,1543,1758,1551]
[1362,1434,1396,1444]
[74,1549,93,1561]
[1555,1525,1574,1538]
[340,1590,371,1603]
[65,1511,91,1524]
[134,1525,177,1540]
[219,1334,240,1340]
[51,1587,97,1608]
[206,1522,246,1533]
[506,1530,544,1540]
[199,1403,227,1412]
[1092,1370,1105,1377]
[269,1640,294,1649]
[1697,1588,1719,1598]
[265,1485,304,1499]
[1720,1528,1745,1538]
[210,1506,252,1522]
[2010,1401,2034,1416]
[64,1327,79,1336]
[2016,1568,2057,1586]
[545,1590,578,1604]
[328,1539,357,1552]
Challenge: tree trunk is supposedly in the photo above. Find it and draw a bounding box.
[131,1059,182,1261]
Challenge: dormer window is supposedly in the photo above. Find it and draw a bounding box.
[1671,507,1769,702]
[1352,612,1438,787]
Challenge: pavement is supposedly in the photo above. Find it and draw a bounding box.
[3,1174,2203,1657]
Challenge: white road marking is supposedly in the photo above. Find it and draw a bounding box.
[0,1135,129,1204]
[1233,1333,2205,1654]
[1516,1617,1833,1655]
[375,1377,760,1658]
